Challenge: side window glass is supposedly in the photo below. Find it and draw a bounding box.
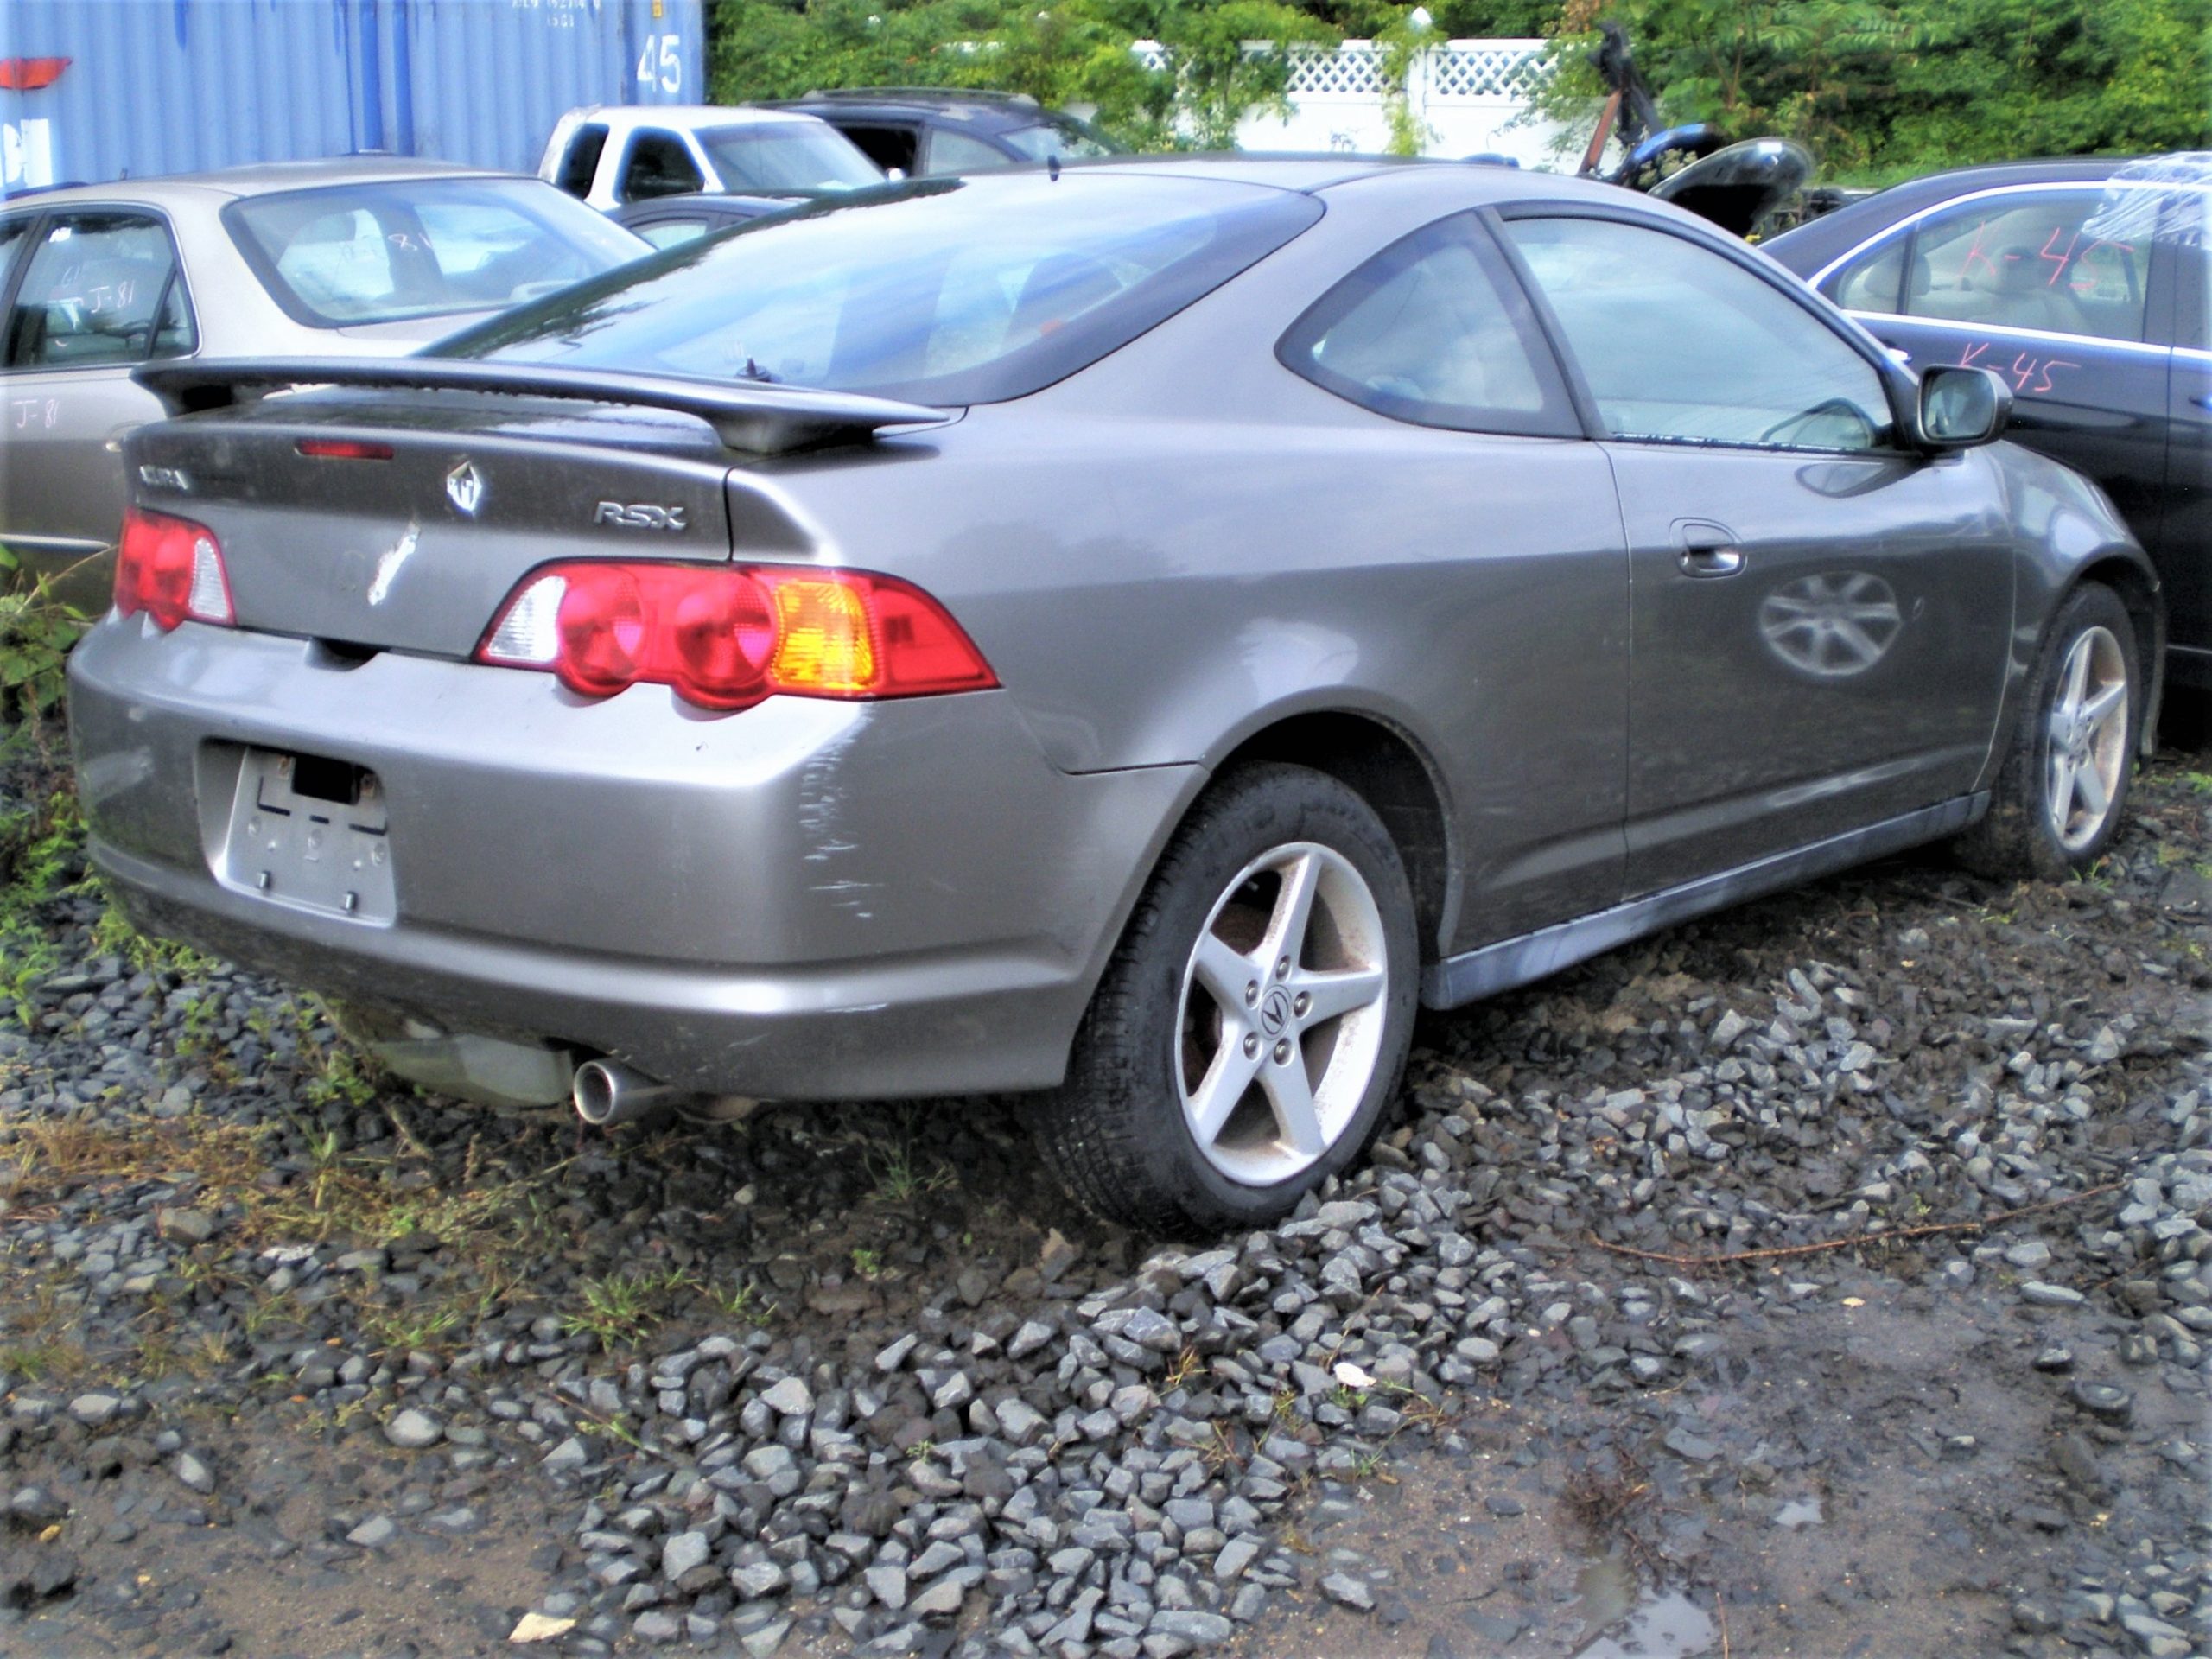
[620,131,705,202]
[1904,190,2146,343]
[1827,236,1906,315]
[3,212,182,370]
[837,124,920,175]
[1504,215,1896,453]
[637,219,709,250]
[924,130,1010,176]
[1279,213,1578,438]
[555,124,609,197]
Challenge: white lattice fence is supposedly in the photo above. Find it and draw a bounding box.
[1125,37,1567,165]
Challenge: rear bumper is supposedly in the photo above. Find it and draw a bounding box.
[69,618,1198,1097]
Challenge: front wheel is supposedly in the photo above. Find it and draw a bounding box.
[1956,582,2139,881]
[1034,763,1419,1233]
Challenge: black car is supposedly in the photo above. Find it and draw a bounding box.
[1764,156,2210,692]
[767,88,1123,177]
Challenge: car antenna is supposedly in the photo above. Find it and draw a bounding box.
[1048,153,1061,181]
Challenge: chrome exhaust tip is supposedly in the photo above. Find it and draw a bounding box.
[572,1058,681,1128]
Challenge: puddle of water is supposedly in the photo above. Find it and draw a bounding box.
[1774,1495,1825,1530]
[1573,1556,1719,1659]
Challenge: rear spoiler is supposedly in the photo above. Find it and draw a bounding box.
[133,359,950,457]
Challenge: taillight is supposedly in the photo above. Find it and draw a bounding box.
[115,508,234,632]
[475,563,995,711]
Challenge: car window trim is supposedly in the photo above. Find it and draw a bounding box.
[1807,178,2203,287]
[1490,200,1919,458]
[0,211,50,343]
[0,201,198,377]
[1274,208,1584,442]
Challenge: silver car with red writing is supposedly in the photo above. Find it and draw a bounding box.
[71,160,2162,1231]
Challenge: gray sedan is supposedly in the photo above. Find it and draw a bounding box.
[0,158,646,599]
[67,160,2162,1232]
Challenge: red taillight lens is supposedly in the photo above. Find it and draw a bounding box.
[115,508,233,632]
[476,563,994,711]
[296,438,395,461]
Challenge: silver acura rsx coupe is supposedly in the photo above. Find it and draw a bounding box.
[67,158,2164,1232]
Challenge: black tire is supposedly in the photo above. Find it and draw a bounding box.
[1955,582,2140,882]
[1033,762,1419,1233]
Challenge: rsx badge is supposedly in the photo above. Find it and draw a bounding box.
[594,501,688,531]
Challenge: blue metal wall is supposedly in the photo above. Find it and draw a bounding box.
[0,0,705,193]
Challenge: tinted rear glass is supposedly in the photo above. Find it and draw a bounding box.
[1000,119,1117,162]
[226,177,646,327]
[439,175,1322,406]
[697,124,882,193]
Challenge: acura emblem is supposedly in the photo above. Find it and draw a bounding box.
[445,460,486,517]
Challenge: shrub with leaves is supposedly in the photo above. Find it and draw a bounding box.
[0,545,90,734]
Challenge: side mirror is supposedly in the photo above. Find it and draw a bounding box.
[1917,365,2012,449]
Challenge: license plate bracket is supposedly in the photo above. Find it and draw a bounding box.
[218,747,396,922]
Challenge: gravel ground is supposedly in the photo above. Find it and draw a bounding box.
[2,735,2206,1659]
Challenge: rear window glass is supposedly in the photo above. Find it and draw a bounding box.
[438,175,1322,407]
[999,120,1117,162]
[696,124,882,194]
[225,177,646,327]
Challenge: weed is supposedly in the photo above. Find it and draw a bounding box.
[1162,1346,1201,1391]
[850,1246,887,1280]
[2180,770,2212,797]
[0,551,89,729]
[563,1264,697,1350]
[864,1142,955,1205]
[361,1302,464,1354]
[700,1280,775,1326]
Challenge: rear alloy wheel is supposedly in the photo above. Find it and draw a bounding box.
[1035,764,1418,1232]
[1956,582,2139,881]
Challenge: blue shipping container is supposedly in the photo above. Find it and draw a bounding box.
[0,0,705,192]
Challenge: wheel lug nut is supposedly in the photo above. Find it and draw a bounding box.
[1244,981,1259,1006]
[1243,1033,1260,1058]
[1294,992,1310,1017]
[1275,955,1290,979]
[1273,1039,1292,1064]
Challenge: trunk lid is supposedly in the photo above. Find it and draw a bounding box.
[125,391,738,657]
[124,360,946,657]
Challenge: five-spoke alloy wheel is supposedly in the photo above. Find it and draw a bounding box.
[1035,764,1417,1231]
[1178,842,1391,1187]
[1957,582,2140,881]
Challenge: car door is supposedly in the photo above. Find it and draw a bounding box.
[1816,184,2171,561]
[0,206,195,593]
[1275,209,1630,944]
[1498,208,2015,896]
[2164,219,2210,690]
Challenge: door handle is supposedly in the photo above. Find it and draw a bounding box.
[1677,543,1745,578]
[2193,393,2212,412]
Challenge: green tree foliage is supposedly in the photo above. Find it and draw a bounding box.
[711,0,2212,175]
[1539,0,2211,179]
[709,0,1334,149]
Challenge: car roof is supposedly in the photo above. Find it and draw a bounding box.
[556,105,836,136]
[2,156,514,209]
[769,89,1052,133]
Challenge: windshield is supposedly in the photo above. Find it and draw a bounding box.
[226,177,645,327]
[999,119,1118,162]
[697,124,883,194]
[437,174,1320,406]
